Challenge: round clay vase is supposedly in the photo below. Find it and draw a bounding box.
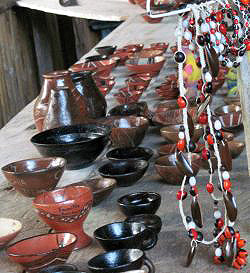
[33,186,93,250]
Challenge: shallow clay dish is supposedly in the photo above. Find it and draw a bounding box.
[117,192,161,217]
[2,157,66,197]
[98,160,148,187]
[0,218,22,248]
[155,153,201,185]
[95,45,117,56]
[7,232,77,273]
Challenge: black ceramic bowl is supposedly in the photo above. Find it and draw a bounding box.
[96,45,117,56]
[117,192,161,217]
[108,102,148,117]
[85,54,108,62]
[106,147,153,162]
[125,214,162,234]
[88,249,155,273]
[31,124,111,170]
[38,263,78,273]
[98,160,148,187]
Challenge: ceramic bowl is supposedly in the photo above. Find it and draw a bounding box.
[112,50,134,65]
[88,249,155,273]
[31,124,111,170]
[214,105,242,130]
[108,102,149,118]
[126,78,150,90]
[125,214,162,234]
[117,192,161,217]
[155,154,201,185]
[106,147,153,162]
[66,178,117,206]
[98,160,148,187]
[160,123,203,143]
[85,55,108,62]
[123,44,144,53]
[114,86,145,105]
[129,73,152,83]
[150,42,169,52]
[7,232,77,273]
[95,45,117,56]
[2,157,66,197]
[0,218,22,248]
[228,140,245,159]
[224,96,241,106]
[126,56,165,74]
[39,263,78,273]
[157,144,177,156]
[133,48,164,58]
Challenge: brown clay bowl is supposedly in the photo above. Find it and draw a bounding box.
[2,157,66,197]
[155,86,179,100]
[6,232,77,273]
[65,178,117,206]
[155,153,201,185]
[69,62,97,73]
[0,218,22,248]
[160,123,203,143]
[123,44,144,52]
[224,96,241,106]
[126,56,165,74]
[129,73,152,83]
[214,105,242,130]
[95,45,117,56]
[114,87,145,105]
[126,79,150,90]
[158,143,204,156]
[132,48,164,58]
[112,50,134,65]
[228,140,245,159]
[150,42,169,52]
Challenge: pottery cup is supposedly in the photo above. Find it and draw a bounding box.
[0,218,22,248]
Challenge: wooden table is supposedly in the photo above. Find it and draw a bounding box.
[0,14,249,273]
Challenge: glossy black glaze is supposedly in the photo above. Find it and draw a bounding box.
[94,221,158,251]
[31,124,111,170]
[125,214,162,234]
[106,147,153,162]
[98,160,148,187]
[85,55,108,62]
[88,249,155,273]
[95,46,117,56]
[38,263,78,273]
[108,102,148,117]
[117,192,161,217]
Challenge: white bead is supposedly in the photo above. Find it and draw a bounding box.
[210,21,217,29]
[183,19,189,28]
[238,29,243,38]
[219,55,224,61]
[222,171,230,180]
[210,34,216,43]
[189,43,195,51]
[189,177,196,187]
[214,210,222,219]
[214,46,220,54]
[205,72,212,82]
[215,248,222,257]
[215,32,222,41]
[184,31,192,41]
[228,220,235,227]
[237,56,243,63]
[178,131,185,139]
[188,221,196,230]
[221,36,226,43]
[227,61,233,68]
[214,120,222,130]
[219,44,224,52]
[201,23,210,33]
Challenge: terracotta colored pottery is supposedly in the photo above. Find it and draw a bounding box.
[65,178,117,206]
[142,14,163,23]
[39,263,78,273]
[157,143,204,156]
[0,218,22,248]
[126,56,165,74]
[94,222,158,251]
[112,50,134,65]
[117,192,161,217]
[150,42,169,52]
[98,160,148,187]
[133,48,164,58]
[228,140,245,159]
[2,157,66,197]
[114,87,145,105]
[7,232,77,273]
[126,78,150,90]
[69,63,97,73]
[96,46,117,56]
[123,44,144,53]
[31,124,111,170]
[155,154,201,185]
[224,96,241,106]
[88,249,155,273]
[33,186,93,250]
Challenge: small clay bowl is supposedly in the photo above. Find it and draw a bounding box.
[112,50,134,65]
[214,104,242,130]
[157,144,177,156]
[106,147,153,162]
[118,192,161,217]
[2,157,66,197]
[98,160,148,187]
[108,102,149,118]
[133,48,164,58]
[31,124,111,170]
[96,46,117,56]
[66,178,117,206]
[69,62,97,73]
[85,55,108,62]
[0,218,22,248]
[125,214,162,234]
[126,79,150,90]
[160,124,203,143]
[114,86,145,105]
[123,44,144,53]
[6,232,77,273]
[228,140,245,159]
[39,263,78,273]
[150,42,169,52]
[155,154,201,185]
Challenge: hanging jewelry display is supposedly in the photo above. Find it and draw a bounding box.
[146,0,249,269]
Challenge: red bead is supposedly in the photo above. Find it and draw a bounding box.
[206,17,211,23]
[236,257,247,266]
[235,231,240,241]
[207,134,214,144]
[189,18,195,25]
[225,4,231,8]
[246,22,249,27]
[201,148,210,160]
[206,183,214,193]
[216,40,220,46]
[246,41,250,51]
[176,190,187,200]
[177,139,185,151]
[224,227,232,239]
[217,218,224,229]
[190,229,198,240]
[177,96,186,108]
[213,256,223,264]
[216,11,223,22]
[199,112,208,124]
[232,261,242,270]
[218,234,225,245]
[237,239,246,248]
[223,179,232,191]
[240,0,249,4]
[210,29,216,34]
[234,19,239,24]
[192,186,198,195]
[232,10,238,15]
[199,93,205,102]
[219,24,227,35]
[238,249,248,258]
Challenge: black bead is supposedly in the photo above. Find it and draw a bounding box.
[206,82,213,93]
[186,216,192,223]
[228,226,235,235]
[227,13,232,19]
[204,33,211,43]
[221,61,227,67]
[222,9,226,13]
[214,200,218,205]
[239,50,245,56]
[197,35,205,46]
[232,34,236,38]
[189,188,196,196]
[209,167,215,174]
[233,62,240,68]
[213,228,219,237]
[214,242,220,248]
[198,18,203,25]
[189,140,196,152]
[202,66,209,73]
[197,231,203,242]
[215,130,223,141]
[219,256,225,262]
[174,51,186,63]
[239,38,244,44]
[179,125,185,132]
[211,15,216,21]
[188,229,193,238]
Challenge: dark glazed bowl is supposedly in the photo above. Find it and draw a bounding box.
[6,232,77,273]
[96,46,117,56]
[98,160,148,187]
[117,192,161,217]
[38,263,78,273]
[2,157,66,197]
[31,124,111,170]
[108,102,149,118]
[106,147,153,162]
[66,178,117,206]
[85,55,108,62]
[155,154,201,185]
[125,214,162,234]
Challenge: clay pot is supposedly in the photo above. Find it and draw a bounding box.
[0,218,22,248]
[99,160,148,187]
[33,186,93,250]
[155,154,201,185]
[95,45,117,56]
[117,192,161,217]
[7,232,77,273]
[2,157,66,197]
